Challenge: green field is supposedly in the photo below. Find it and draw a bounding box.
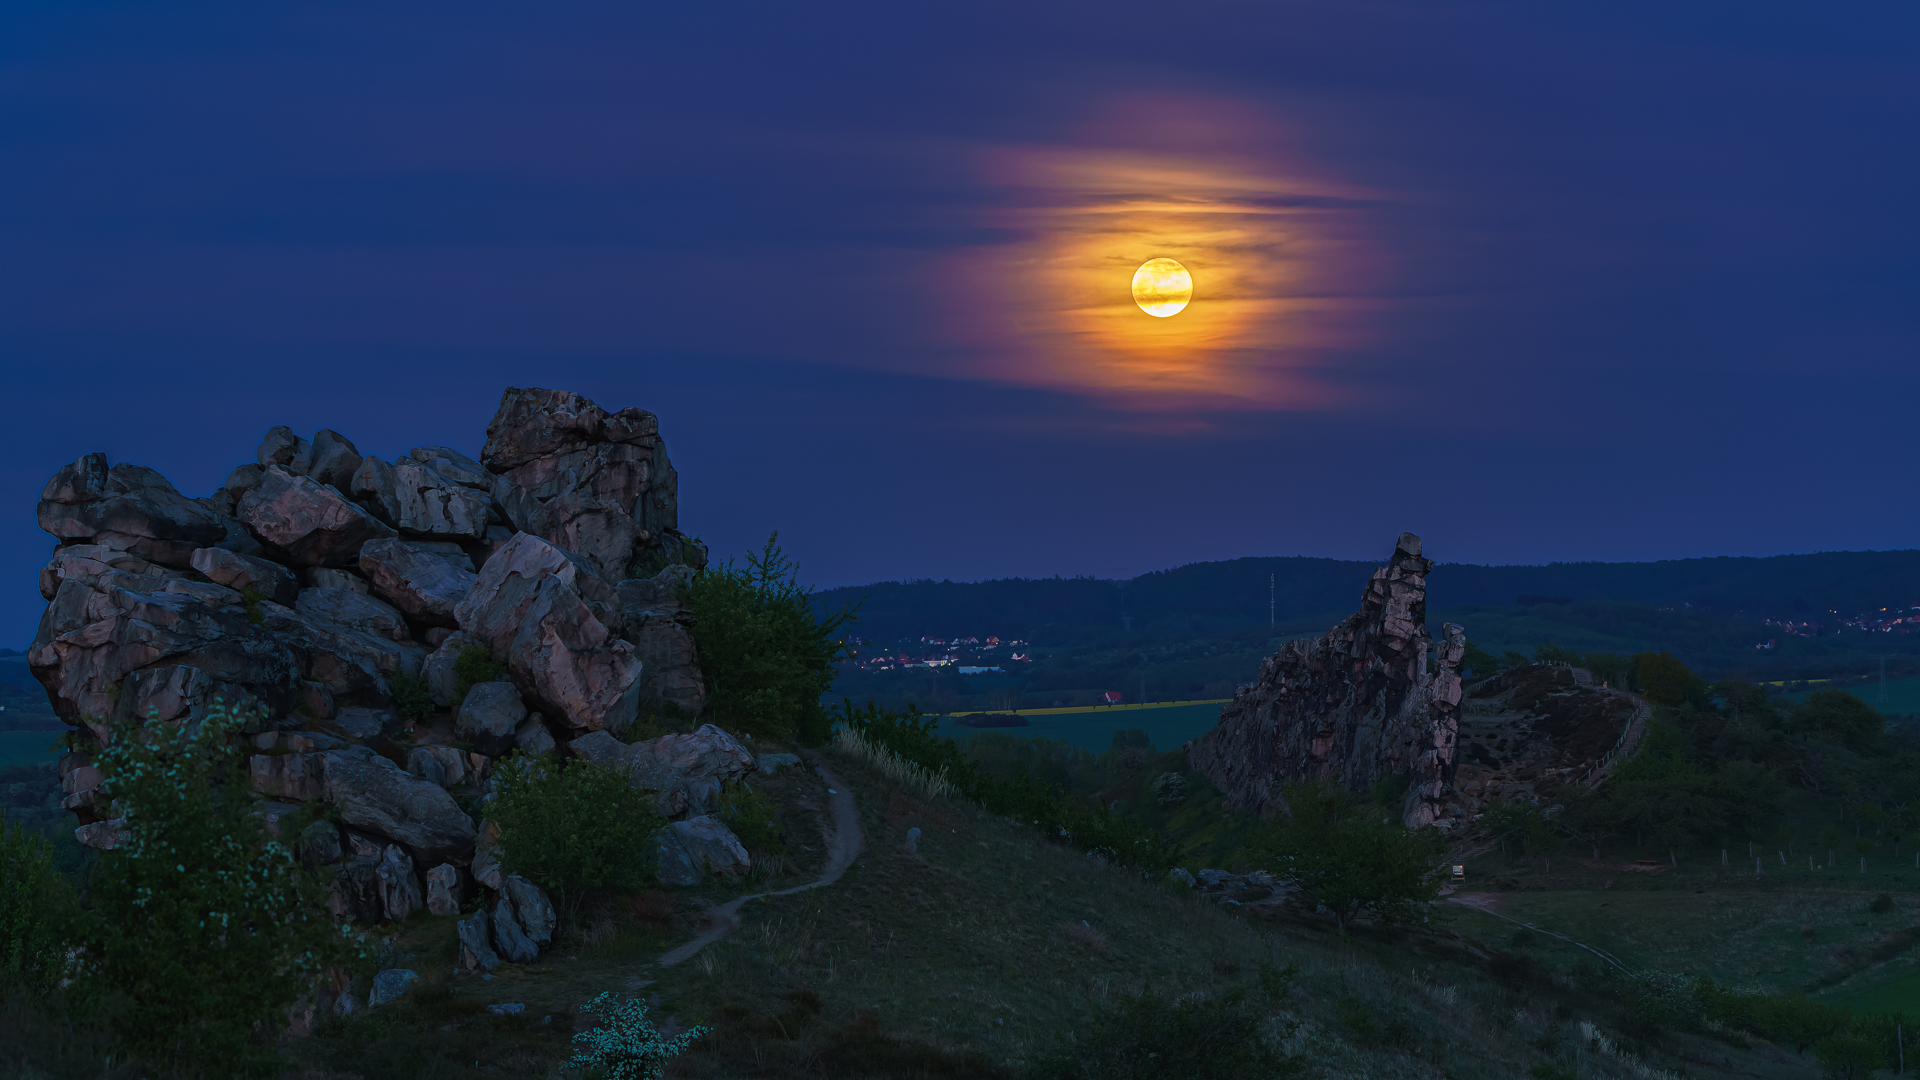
[934,700,1224,753]
[0,729,60,768]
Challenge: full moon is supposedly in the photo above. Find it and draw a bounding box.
[1131,257,1193,317]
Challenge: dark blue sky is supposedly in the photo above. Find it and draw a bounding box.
[4,1,1918,645]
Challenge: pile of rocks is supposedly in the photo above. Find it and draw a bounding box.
[1187,533,1465,829]
[28,387,760,971]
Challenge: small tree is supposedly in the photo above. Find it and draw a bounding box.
[86,699,339,1077]
[487,753,665,923]
[569,991,708,1080]
[0,820,75,996]
[684,534,858,745]
[1250,780,1445,930]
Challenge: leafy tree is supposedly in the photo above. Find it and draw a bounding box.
[1816,1014,1894,1079]
[487,753,666,923]
[86,699,340,1077]
[1249,780,1445,930]
[0,820,75,996]
[1791,690,1884,753]
[686,534,859,745]
[1634,651,1709,707]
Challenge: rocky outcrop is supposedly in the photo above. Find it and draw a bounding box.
[28,387,711,949]
[567,723,756,819]
[1187,533,1464,829]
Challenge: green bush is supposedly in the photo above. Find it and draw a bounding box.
[387,668,434,725]
[452,643,508,703]
[1021,983,1301,1079]
[717,781,784,854]
[685,534,857,745]
[0,821,74,996]
[487,753,665,922]
[86,699,342,1077]
[1248,780,1445,929]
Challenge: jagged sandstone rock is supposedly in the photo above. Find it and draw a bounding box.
[1188,533,1464,829]
[320,747,476,864]
[238,467,396,567]
[654,815,751,886]
[566,723,755,819]
[358,538,476,625]
[191,546,300,606]
[455,681,525,757]
[615,567,706,717]
[38,455,230,568]
[453,533,640,734]
[425,864,463,916]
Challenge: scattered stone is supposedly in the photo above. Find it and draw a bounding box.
[369,968,419,1008]
[756,752,801,775]
[456,681,526,757]
[458,910,500,972]
[1168,867,1197,888]
[905,826,921,855]
[487,1003,526,1016]
[425,863,464,916]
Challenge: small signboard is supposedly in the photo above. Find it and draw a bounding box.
[1452,864,1465,880]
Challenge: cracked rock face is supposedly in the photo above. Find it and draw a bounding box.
[27,386,709,944]
[1187,533,1464,829]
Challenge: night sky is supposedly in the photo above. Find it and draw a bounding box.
[4,2,1918,646]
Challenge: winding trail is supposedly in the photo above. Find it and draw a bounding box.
[654,756,866,968]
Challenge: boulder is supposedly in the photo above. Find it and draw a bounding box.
[249,751,324,801]
[654,815,750,886]
[190,546,300,606]
[614,567,705,717]
[309,429,364,494]
[74,818,127,850]
[38,455,231,568]
[299,820,343,865]
[359,538,476,627]
[514,714,556,757]
[407,745,471,789]
[457,909,500,972]
[369,968,419,1008]
[257,426,315,475]
[425,863,463,916]
[220,463,267,510]
[1187,533,1466,829]
[308,568,370,594]
[453,533,640,734]
[391,460,491,539]
[319,746,476,864]
[456,682,525,757]
[407,446,492,489]
[327,856,383,921]
[331,705,397,741]
[350,455,403,526]
[255,601,426,705]
[502,875,555,945]
[295,587,411,643]
[237,467,395,567]
[471,830,504,891]
[490,891,540,963]
[638,724,757,815]
[421,632,472,706]
[756,753,801,775]
[376,844,423,921]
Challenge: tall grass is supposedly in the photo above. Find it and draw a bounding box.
[831,727,959,801]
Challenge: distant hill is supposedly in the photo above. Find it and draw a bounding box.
[816,549,1920,647]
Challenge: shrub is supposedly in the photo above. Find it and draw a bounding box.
[0,820,74,995]
[1248,780,1445,930]
[452,643,507,703]
[487,753,665,922]
[716,780,784,853]
[387,668,434,725]
[86,699,342,1077]
[1021,984,1301,1080]
[569,991,707,1080]
[685,534,858,745]
[1870,892,1896,914]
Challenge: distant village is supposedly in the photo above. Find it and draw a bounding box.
[844,635,1034,675]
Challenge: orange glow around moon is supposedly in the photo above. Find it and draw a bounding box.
[1131,258,1193,317]
[941,98,1383,411]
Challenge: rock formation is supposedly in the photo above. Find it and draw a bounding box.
[28,387,754,971]
[1187,533,1464,829]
